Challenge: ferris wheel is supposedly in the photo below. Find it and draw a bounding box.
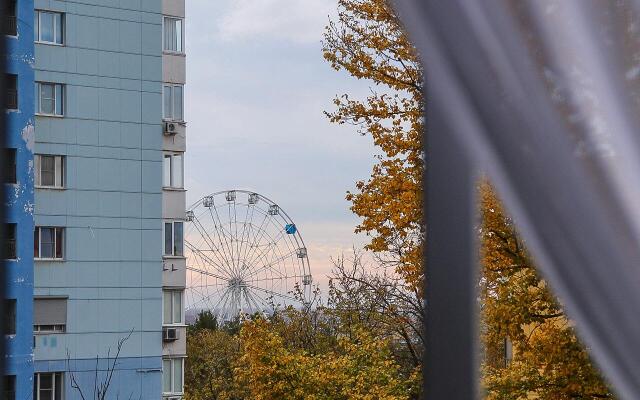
[184,190,313,320]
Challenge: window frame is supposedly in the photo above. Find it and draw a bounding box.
[35,82,64,116]
[34,226,65,260]
[35,154,65,189]
[162,357,185,395]
[162,84,184,122]
[4,148,17,184]
[163,153,184,189]
[34,10,64,45]
[162,289,184,325]
[6,73,17,110]
[162,16,184,54]
[4,299,16,335]
[34,372,64,400]
[4,223,17,260]
[163,221,184,257]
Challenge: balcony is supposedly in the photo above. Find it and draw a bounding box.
[4,15,16,36]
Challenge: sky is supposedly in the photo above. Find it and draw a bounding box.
[184,0,379,292]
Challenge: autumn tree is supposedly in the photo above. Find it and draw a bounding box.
[323,0,423,290]
[479,184,613,399]
[237,317,416,400]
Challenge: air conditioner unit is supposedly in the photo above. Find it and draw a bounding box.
[162,327,179,341]
[163,122,177,136]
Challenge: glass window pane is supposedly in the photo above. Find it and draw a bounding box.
[162,360,171,393]
[176,19,183,52]
[54,373,63,400]
[163,86,172,119]
[40,12,54,42]
[174,222,183,256]
[34,154,41,186]
[34,228,39,258]
[173,292,181,323]
[54,13,62,44]
[163,155,171,187]
[40,155,55,186]
[54,156,63,187]
[34,12,39,41]
[173,86,183,121]
[163,291,171,324]
[40,228,54,258]
[39,374,53,390]
[55,228,63,259]
[55,85,63,115]
[164,223,172,255]
[40,84,55,114]
[40,390,53,400]
[173,359,183,392]
[164,18,175,51]
[172,155,183,188]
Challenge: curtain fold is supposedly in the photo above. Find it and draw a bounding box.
[391,1,640,398]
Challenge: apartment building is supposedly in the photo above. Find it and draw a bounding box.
[3,1,36,399]
[160,0,187,398]
[25,0,186,399]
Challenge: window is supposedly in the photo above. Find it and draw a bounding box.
[35,82,64,116]
[6,73,17,110]
[164,221,183,257]
[4,148,16,183]
[4,375,16,400]
[163,153,183,188]
[33,297,67,333]
[34,227,64,259]
[4,223,16,260]
[163,84,184,121]
[163,17,183,53]
[4,299,16,335]
[163,290,183,325]
[34,10,63,44]
[162,358,184,395]
[34,372,64,400]
[35,154,65,188]
[5,1,16,36]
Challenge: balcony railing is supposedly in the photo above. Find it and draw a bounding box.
[5,240,16,260]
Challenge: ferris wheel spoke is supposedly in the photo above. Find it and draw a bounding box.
[242,282,297,302]
[246,274,309,284]
[209,206,238,274]
[195,209,234,270]
[227,202,236,271]
[186,241,235,279]
[186,265,233,282]
[236,204,254,269]
[243,287,264,312]
[245,228,287,269]
[244,249,298,280]
[190,214,231,270]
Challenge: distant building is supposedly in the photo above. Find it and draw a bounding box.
[2,1,188,399]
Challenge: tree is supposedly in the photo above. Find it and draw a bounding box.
[185,328,246,400]
[66,330,134,400]
[323,0,424,291]
[237,318,416,400]
[190,310,219,332]
[479,184,613,399]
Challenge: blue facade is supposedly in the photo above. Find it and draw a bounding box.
[4,1,36,399]
[32,1,164,399]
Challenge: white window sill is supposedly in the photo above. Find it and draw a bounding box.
[162,187,186,192]
[4,34,17,39]
[35,185,65,190]
[163,255,186,260]
[34,332,65,335]
[162,50,186,57]
[34,258,65,262]
[35,113,64,118]
[162,119,187,126]
[162,323,187,328]
[35,41,64,47]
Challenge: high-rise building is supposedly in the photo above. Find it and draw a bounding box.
[3,1,36,400]
[25,1,187,399]
[160,0,187,398]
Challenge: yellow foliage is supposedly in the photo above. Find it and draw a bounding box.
[323,0,423,291]
[237,318,415,400]
[479,184,613,399]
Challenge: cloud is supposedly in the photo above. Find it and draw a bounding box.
[217,0,336,44]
